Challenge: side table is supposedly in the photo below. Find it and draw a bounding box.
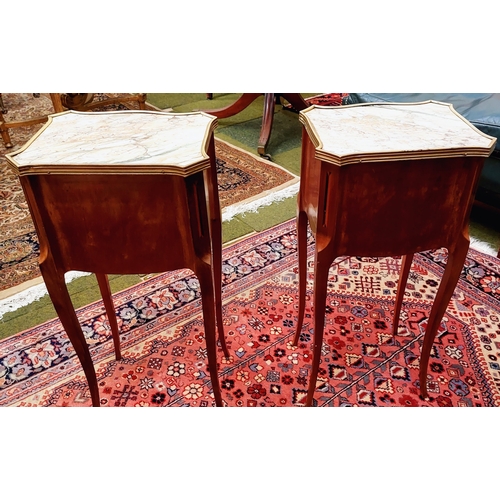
[6,110,229,407]
[293,101,497,407]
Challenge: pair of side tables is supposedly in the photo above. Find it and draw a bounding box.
[6,101,496,407]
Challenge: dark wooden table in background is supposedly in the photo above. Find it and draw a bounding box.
[205,93,308,157]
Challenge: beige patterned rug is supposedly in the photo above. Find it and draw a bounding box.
[0,93,297,294]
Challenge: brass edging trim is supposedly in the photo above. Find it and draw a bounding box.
[299,100,498,166]
[6,110,218,177]
[10,160,212,177]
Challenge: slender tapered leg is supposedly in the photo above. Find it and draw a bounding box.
[40,263,100,406]
[95,273,122,361]
[212,221,230,359]
[205,139,229,359]
[257,93,277,157]
[305,250,333,407]
[393,254,414,335]
[293,210,310,346]
[0,111,13,148]
[196,262,224,407]
[213,248,230,359]
[419,238,469,398]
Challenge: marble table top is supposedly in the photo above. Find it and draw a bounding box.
[300,101,497,166]
[6,110,218,176]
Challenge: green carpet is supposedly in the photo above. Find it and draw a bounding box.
[1,93,498,340]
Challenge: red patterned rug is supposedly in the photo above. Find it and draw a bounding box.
[1,219,500,407]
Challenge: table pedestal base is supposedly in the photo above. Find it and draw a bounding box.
[204,93,308,157]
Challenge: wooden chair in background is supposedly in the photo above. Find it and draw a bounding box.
[1,93,62,148]
[0,93,147,148]
[57,93,147,112]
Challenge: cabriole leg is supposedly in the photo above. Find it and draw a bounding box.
[419,239,469,399]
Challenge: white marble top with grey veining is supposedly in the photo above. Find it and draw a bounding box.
[300,101,497,164]
[9,110,217,171]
